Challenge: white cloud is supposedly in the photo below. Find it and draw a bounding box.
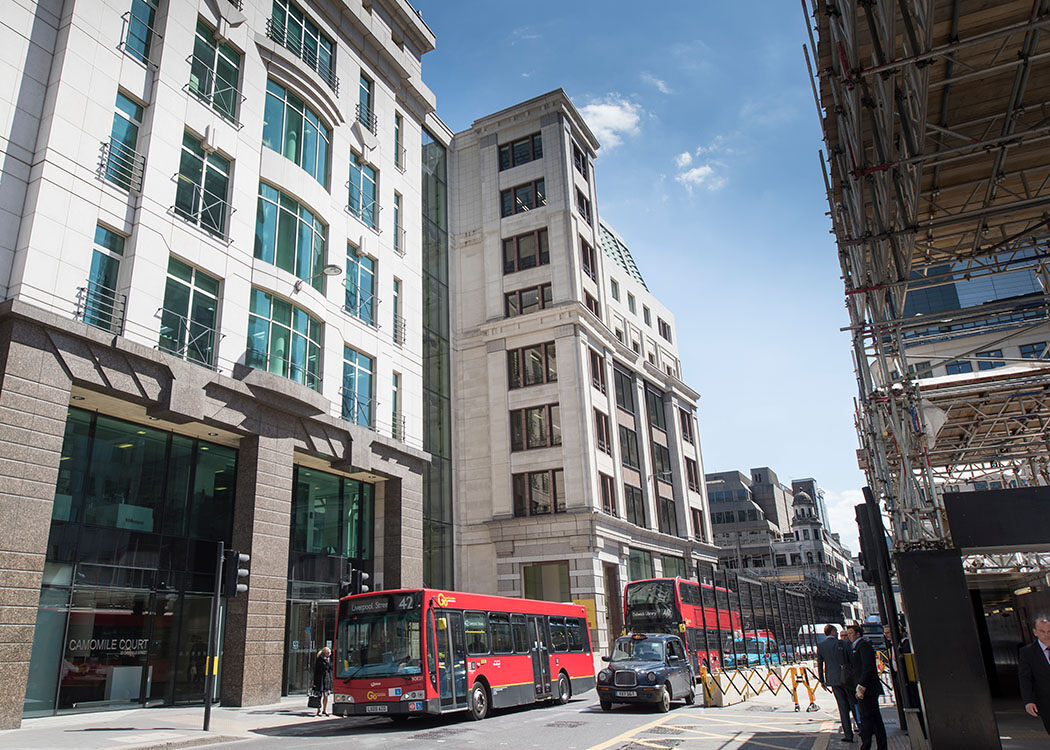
[673,134,741,193]
[578,95,643,149]
[675,164,726,192]
[674,151,693,169]
[510,26,540,44]
[641,72,672,94]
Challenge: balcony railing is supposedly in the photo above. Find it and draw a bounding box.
[344,283,377,327]
[173,174,234,240]
[394,143,406,173]
[391,411,406,441]
[186,54,245,126]
[265,17,339,93]
[346,185,380,230]
[392,313,405,346]
[75,279,127,335]
[119,10,162,67]
[393,225,406,257]
[356,102,378,135]
[98,138,146,193]
[246,347,322,391]
[340,388,374,429]
[157,306,220,369]
[225,0,243,9]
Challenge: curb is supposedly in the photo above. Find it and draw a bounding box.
[118,734,246,750]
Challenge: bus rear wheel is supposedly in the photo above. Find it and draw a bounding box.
[469,682,490,721]
[554,673,571,704]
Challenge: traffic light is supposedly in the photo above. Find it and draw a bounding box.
[340,559,371,596]
[224,549,250,597]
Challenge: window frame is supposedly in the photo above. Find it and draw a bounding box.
[500,179,546,217]
[498,132,543,170]
[262,79,330,187]
[512,468,565,517]
[502,228,550,274]
[619,425,640,469]
[509,404,562,451]
[507,341,557,389]
[595,409,612,454]
[504,283,553,318]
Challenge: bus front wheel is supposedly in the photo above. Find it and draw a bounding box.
[554,673,571,704]
[469,682,490,721]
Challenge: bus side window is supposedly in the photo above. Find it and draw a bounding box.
[566,618,585,652]
[464,611,490,655]
[549,617,567,652]
[489,612,512,654]
[511,614,528,653]
[427,610,438,688]
[681,583,701,606]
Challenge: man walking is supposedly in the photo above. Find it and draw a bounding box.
[818,624,856,742]
[846,624,886,750]
[1019,614,1050,737]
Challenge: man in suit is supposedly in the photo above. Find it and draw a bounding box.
[846,624,886,750]
[818,624,856,742]
[1019,614,1050,736]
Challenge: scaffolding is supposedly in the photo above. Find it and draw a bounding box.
[805,0,1050,552]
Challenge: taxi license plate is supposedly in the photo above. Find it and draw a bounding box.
[365,705,388,713]
[615,690,636,697]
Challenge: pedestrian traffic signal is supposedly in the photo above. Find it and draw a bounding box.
[340,559,371,596]
[224,549,250,597]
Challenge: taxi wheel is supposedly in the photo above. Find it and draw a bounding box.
[599,697,613,711]
[468,682,490,721]
[657,685,671,712]
[684,685,696,705]
[554,673,571,704]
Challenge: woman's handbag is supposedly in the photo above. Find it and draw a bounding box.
[307,689,321,709]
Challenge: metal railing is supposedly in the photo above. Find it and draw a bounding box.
[265,17,339,93]
[225,0,243,9]
[173,174,233,240]
[394,143,406,173]
[98,138,146,193]
[392,313,405,346]
[356,102,377,135]
[339,388,374,429]
[246,347,321,391]
[344,283,377,326]
[157,306,220,369]
[119,10,162,67]
[186,54,245,126]
[391,411,406,441]
[345,184,380,229]
[393,225,406,257]
[75,279,127,335]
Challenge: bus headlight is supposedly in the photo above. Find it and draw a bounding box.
[400,690,425,701]
[646,672,657,684]
[334,694,353,703]
[598,669,611,683]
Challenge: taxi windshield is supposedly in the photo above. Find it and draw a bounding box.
[611,637,664,662]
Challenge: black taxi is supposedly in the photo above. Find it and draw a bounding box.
[596,633,695,712]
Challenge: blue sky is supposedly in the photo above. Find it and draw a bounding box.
[412,1,866,550]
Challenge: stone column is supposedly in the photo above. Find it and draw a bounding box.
[220,431,295,706]
[381,465,424,590]
[0,319,72,728]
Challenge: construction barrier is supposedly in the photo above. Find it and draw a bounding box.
[699,662,824,711]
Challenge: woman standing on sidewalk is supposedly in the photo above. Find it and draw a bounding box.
[313,647,333,716]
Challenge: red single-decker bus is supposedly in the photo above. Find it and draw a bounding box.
[333,589,595,721]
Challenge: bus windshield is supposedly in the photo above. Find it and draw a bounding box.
[336,593,423,679]
[624,580,679,633]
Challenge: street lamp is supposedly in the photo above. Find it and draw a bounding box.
[293,263,342,292]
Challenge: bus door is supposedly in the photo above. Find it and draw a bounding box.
[527,615,552,699]
[435,610,467,710]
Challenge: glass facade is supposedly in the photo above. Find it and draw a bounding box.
[246,288,323,390]
[25,408,236,717]
[421,128,452,588]
[254,183,327,291]
[262,80,329,187]
[159,257,219,367]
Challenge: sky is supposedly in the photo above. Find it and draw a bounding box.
[410,0,867,551]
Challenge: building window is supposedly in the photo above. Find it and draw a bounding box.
[945,360,973,375]
[394,112,405,171]
[357,73,376,133]
[189,19,242,123]
[595,410,612,454]
[345,247,375,325]
[572,142,588,178]
[627,293,636,314]
[584,292,600,318]
[103,91,144,192]
[619,425,640,469]
[679,408,695,444]
[268,0,337,91]
[392,277,405,345]
[614,369,635,413]
[610,278,620,301]
[508,342,557,389]
[657,317,672,343]
[589,349,606,392]
[691,508,706,542]
[600,473,616,516]
[255,182,327,290]
[348,151,378,228]
[159,257,219,367]
[262,79,330,187]
[625,486,646,528]
[500,179,546,217]
[510,404,561,451]
[523,561,569,601]
[628,547,653,579]
[685,458,700,492]
[505,283,552,318]
[580,237,597,281]
[291,465,373,560]
[513,469,564,517]
[652,443,672,483]
[81,225,125,333]
[976,349,1005,370]
[657,497,679,536]
[175,131,230,238]
[122,0,159,65]
[341,346,374,427]
[247,288,322,390]
[392,192,404,256]
[575,188,591,222]
[391,371,403,440]
[661,554,686,578]
[1020,342,1047,359]
[643,306,651,326]
[646,387,666,431]
[502,228,549,273]
[498,133,542,170]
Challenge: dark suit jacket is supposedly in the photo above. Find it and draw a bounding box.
[851,637,883,697]
[1019,641,1050,708]
[817,636,848,686]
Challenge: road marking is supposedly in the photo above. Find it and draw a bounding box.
[584,713,676,750]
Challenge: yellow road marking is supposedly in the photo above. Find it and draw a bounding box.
[584,713,676,750]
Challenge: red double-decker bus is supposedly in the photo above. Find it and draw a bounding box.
[332,589,595,721]
[623,577,741,675]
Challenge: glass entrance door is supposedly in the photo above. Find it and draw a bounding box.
[284,600,337,694]
[528,615,551,699]
[434,609,467,709]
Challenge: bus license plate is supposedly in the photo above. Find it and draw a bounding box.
[365,705,388,713]
[615,690,636,697]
